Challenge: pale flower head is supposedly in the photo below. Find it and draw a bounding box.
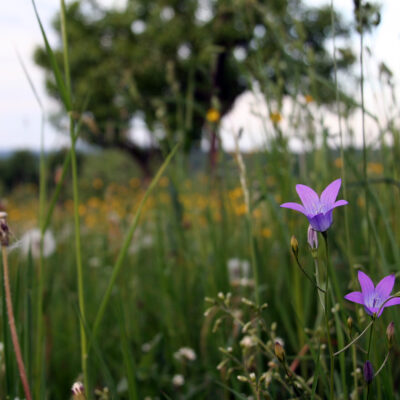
[172,374,185,386]
[20,228,56,258]
[174,347,197,361]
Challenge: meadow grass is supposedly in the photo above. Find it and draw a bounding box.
[2,1,400,399]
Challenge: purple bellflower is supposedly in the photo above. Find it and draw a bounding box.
[280,179,348,232]
[344,271,400,317]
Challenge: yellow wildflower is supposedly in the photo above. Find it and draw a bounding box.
[92,178,103,189]
[206,108,220,123]
[305,94,314,103]
[261,228,272,238]
[334,158,343,169]
[367,162,383,175]
[269,112,282,124]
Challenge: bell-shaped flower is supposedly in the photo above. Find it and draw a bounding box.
[280,179,348,232]
[345,271,400,317]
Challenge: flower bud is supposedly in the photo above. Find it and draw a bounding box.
[347,316,353,332]
[274,341,285,362]
[71,382,85,400]
[307,225,318,250]
[291,236,299,257]
[363,360,374,384]
[386,322,395,347]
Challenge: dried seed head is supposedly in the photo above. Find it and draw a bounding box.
[291,236,299,257]
[0,212,9,247]
[386,322,395,347]
[274,341,285,362]
[363,360,374,384]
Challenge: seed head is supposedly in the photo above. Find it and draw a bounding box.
[0,212,9,247]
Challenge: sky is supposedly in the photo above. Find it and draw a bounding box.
[1,0,399,153]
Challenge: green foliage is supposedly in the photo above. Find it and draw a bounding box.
[34,0,355,167]
[0,151,39,190]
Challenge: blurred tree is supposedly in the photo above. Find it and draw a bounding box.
[34,0,357,174]
[0,151,38,191]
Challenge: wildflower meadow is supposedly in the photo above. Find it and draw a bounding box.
[2,0,400,399]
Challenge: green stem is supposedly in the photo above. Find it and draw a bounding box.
[294,253,325,293]
[69,114,88,393]
[334,319,374,356]
[322,232,334,399]
[35,114,46,399]
[366,318,375,360]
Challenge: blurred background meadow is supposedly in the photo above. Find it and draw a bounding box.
[1,0,400,399]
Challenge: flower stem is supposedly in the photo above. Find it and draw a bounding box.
[1,246,32,400]
[322,231,334,399]
[294,253,326,293]
[366,318,375,360]
[373,351,390,377]
[333,319,374,356]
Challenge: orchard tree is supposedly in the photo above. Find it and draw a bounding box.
[35,0,357,173]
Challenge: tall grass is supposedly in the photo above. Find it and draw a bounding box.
[1,0,400,399]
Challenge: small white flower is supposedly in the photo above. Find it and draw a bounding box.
[174,347,197,361]
[227,258,251,284]
[240,335,256,348]
[71,381,84,395]
[172,374,185,386]
[20,228,56,258]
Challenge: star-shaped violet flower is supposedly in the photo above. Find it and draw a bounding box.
[280,179,348,232]
[345,271,400,317]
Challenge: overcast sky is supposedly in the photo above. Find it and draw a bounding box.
[1,0,399,152]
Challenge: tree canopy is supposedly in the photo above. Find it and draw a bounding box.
[35,0,356,172]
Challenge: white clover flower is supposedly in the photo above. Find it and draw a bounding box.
[20,228,56,259]
[172,374,185,386]
[173,347,197,361]
[240,335,256,348]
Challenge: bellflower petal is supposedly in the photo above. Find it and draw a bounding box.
[381,297,400,307]
[280,202,307,215]
[308,211,332,232]
[331,200,348,209]
[375,274,395,298]
[295,184,319,214]
[320,178,342,208]
[358,271,374,296]
[344,291,364,304]
[345,271,400,318]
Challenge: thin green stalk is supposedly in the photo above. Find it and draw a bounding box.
[58,0,89,392]
[322,232,334,399]
[330,0,354,281]
[69,114,88,393]
[294,253,325,293]
[366,318,375,360]
[352,334,359,400]
[35,114,47,400]
[1,241,32,400]
[91,143,180,341]
[358,1,371,262]
[334,320,374,356]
